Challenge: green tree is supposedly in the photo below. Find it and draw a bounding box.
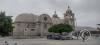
[48,24,73,34]
[0,11,13,36]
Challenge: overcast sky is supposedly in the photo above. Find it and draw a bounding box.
[0,0,100,28]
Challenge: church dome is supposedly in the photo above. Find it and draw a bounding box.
[15,13,38,22]
[52,11,59,18]
[66,6,72,13]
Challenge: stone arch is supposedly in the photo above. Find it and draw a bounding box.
[38,14,52,37]
[39,14,52,23]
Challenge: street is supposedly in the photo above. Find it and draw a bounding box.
[0,37,100,45]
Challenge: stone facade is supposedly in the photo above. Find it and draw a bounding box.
[13,6,75,38]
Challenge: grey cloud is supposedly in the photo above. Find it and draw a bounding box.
[0,0,100,27]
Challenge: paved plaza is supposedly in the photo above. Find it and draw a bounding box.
[0,37,100,45]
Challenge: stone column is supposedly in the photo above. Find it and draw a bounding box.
[40,23,44,38]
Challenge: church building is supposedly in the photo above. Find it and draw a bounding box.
[13,6,75,38]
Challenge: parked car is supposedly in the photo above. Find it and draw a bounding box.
[47,34,53,39]
[53,35,61,40]
[47,33,74,40]
[60,35,74,40]
[65,36,73,40]
[47,33,61,40]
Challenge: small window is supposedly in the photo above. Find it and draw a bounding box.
[44,17,47,21]
[24,28,27,31]
[31,29,35,31]
[26,23,36,28]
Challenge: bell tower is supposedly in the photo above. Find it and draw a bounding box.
[64,6,75,29]
[52,11,59,18]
